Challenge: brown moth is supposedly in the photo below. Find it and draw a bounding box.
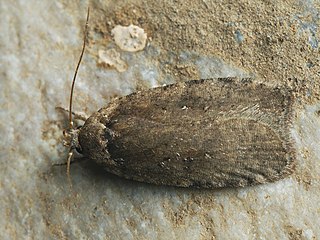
[75,78,295,188]
[64,8,295,188]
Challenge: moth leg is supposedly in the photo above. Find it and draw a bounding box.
[52,156,87,167]
[67,151,73,177]
[56,106,88,121]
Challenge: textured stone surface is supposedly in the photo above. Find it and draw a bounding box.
[1,0,320,239]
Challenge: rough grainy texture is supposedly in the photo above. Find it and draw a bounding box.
[1,0,320,239]
[91,0,320,104]
[79,78,295,188]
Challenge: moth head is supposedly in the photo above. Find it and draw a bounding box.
[63,126,82,154]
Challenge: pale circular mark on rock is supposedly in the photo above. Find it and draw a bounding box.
[111,24,147,52]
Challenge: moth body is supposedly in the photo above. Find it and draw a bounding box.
[77,78,295,188]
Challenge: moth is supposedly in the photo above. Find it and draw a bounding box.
[63,8,295,188]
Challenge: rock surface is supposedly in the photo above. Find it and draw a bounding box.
[1,0,319,239]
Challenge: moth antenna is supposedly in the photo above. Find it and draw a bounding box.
[66,7,90,177]
[69,7,90,129]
